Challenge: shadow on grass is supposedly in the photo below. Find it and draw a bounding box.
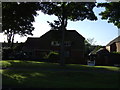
[1,60,120,88]
[2,69,120,88]
[1,60,120,72]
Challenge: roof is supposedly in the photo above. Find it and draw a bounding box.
[96,48,109,54]
[40,30,85,39]
[89,46,105,55]
[23,30,85,50]
[89,48,109,55]
[106,35,120,46]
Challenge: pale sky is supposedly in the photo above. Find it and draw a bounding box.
[0,1,119,46]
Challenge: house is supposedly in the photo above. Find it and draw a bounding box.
[106,36,120,52]
[88,36,120,66]
[22,30,85,64]
[89,46,120,66]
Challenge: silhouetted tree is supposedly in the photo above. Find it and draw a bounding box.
[0,2,1,31]
[97,1,120,28]
[86,38,96,45]
[2,2,41,47]
[40,2,97,66]
[84,38,96,56]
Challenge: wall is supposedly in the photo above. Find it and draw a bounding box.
[110,43,117,52]
[106,46,110,52]
[116,42,120,52]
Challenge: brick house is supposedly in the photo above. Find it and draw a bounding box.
[89,36,120,65]
[106,36,120,52]
[22,30,85,64]
[89,47,120,66]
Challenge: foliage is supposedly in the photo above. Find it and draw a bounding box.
[44,51,60,63]
[0,2,1,30]
[44,51,59,58]
[86,38,96,45]
[97,2,120,28]
[2,2,41,44]
[2,48,13,60]
[2,43,25,60]
[112,51,120,54]
[84,38,98,56]
[0,60,12,68]
[40,2,97,30]
[85,40,92,56]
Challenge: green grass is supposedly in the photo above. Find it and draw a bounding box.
[0,60,120,88]
[0,60,12,68]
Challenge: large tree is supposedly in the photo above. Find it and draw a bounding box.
[97,1,120,28]
[40,2,97,65]
[40,2,97,29]
[2,2,41,46]
[0,2,2,32]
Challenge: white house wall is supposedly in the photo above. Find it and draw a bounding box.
[116,42,120,52]
[106,46,110,52]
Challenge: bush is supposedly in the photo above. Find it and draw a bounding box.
[112,52,120,54]
[0,61,12,68]
[44,51,60,63]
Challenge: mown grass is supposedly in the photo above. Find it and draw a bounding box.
[1,60,120,71]
[0,60,120,88]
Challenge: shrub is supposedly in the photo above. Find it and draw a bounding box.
[112,52,120,54]
[44,51,60,63]
[0,61,12,68]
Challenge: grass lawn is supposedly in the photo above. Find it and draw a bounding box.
[0,60,120,88]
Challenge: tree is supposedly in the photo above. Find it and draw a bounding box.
[0,2,1,28]
[97,1,120,28]
[40,2,97,29]
[84,38,96,56]
[2,2,41,47]
[86,38,96,45]
[39,2,97,66]
[0,2,2,33]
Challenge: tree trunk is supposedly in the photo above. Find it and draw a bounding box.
[7,31,15,49]
[11,32,15,49]
[60,25,65,66]
[60,2,66,66]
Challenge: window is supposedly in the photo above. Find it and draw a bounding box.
[51,41,71,47]
[64,41,71,47]
[65,51,70,57]
[51,41,60,46]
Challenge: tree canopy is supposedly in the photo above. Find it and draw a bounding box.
[40,2,97,30]
[97,1,120,28]
[0,2,2,32]
[2,2,41,44]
